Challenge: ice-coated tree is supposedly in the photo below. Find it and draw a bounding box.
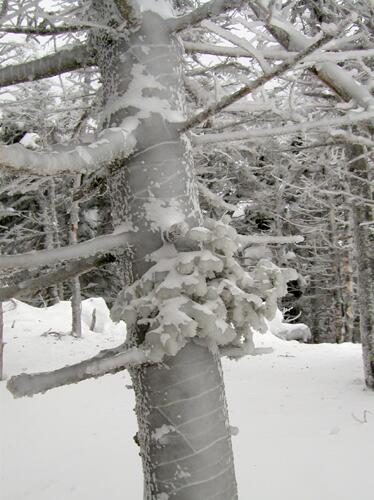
[0,1,373,498]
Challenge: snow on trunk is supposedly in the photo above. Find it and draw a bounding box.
[93,1,238,498]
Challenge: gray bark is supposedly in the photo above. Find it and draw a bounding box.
[93,1,238,497]
[0,302,4,381]
[0,255,115,302]
[69,176,82,337]
[348,144,374,388]
[0,45,94,88]
[40,184,60,304]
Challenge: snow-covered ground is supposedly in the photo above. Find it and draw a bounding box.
[1,300,374,500]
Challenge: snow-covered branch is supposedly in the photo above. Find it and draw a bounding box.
[237,234,304,247]
[0,45,95,88]
[198,182,237,212]
[184,42,374,65]
[183,41,292,60]
[0,231,135,270]
[251,4,374,110]
[167,0,243,33]
[6,344,154,398]
[0,122,137,176]
[182,33,331,132]
[194,110,374,145]
[201,19,270,72]
[0,255,115,302]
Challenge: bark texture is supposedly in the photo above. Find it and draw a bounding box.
[348,144,374,388]
[93,1,238,497]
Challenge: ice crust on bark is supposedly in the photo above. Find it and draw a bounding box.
[112,219,296,360]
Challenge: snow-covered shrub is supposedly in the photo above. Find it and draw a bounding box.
[112,220,297,360]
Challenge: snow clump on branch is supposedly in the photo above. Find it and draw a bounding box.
[111,219,297,360]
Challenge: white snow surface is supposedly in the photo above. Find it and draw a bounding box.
[1,300,374,500]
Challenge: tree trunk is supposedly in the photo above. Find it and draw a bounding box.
[348,144,374,388]
[0,301,4,380]
[93,2,238,498]
[40,180,60,304]
[69,175,82,338]
[328,203,344,342]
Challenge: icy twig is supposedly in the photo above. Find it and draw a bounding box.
[182,32,333,132]
[193,110,374,145]
[251,3,374,110]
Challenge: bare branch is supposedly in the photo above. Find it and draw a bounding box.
[0,122,137,176]
[7,344,154,398]
[0,231,136,270]
[0,255,115,302]
[182,33,332,132]
[0,44,95,88]
[167,0,244,33]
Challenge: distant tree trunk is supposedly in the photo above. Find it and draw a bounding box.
[328,203,344,342]
[40,180,60,304]
[69,175,82,338]
[348,144,374,388]
[0,301,4,380]
[342,250,355,343]
[93,2,238,497]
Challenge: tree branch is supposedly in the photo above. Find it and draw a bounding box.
[201,19,271,72]
[0,25,91,36]
[182,33,332,132]
[238,234,304,246]
[7,344,154,398]
[0,231,136,270]
[0,44,95,88]
[198,182,237,211]
[113,0,141,25]
[184,42,374,64]
[0,254,115,302]
[167,0,244,33]
[0,121,137,176]
[250,3,374,110]
[183,41,293,60]
[193,110,374,145]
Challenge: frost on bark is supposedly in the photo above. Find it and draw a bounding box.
[93,1,237,497]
